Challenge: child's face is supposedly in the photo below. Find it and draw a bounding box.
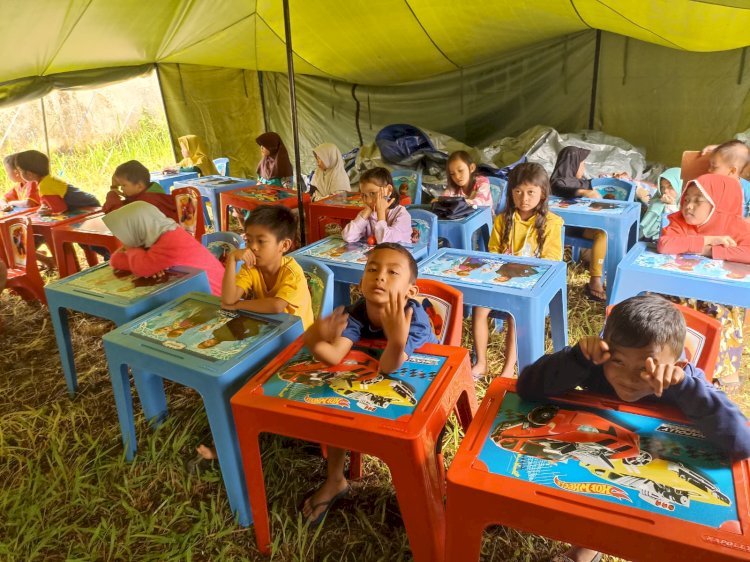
[18,168,41,182]
[360,181,392,210]
[659,179,677,203]
[575,161,586,179]
[511,182,543,217]
[681,184,713,226]
[114,175,147,197]
[448,160,475,188]
[244,224,291,269]
[314,153,326,171]
[3,163,21,183]
[359,248,417,305]
[709,154,737,177]
[260,146,271,158]
[180,143,190,159]
[602,342,679,402]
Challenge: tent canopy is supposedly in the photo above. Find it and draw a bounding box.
[3,0,750,87]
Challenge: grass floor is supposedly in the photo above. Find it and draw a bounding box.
[1,259,748,561]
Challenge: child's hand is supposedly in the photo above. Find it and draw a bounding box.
[660,192,676,205]
[314,306,349,342]
[705,235,737,247]
[640,357,685,397]
[148,270,166,279]
[374,187,389,221]
[578,337,611,365]
[636,187,651,203]
[221,300,239,310]
[229,248,256,268]
[381,290,412,346]
[579,189,599,199]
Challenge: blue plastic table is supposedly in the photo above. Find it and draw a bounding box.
[418,248,568,371]
[102,292,303,525]
[45,263,210,419]
[418,205,493,251]
[150,171,199,193]
[173,175,256,229]
[291,235,428,307]
[610,242,750,308]
[549,196,640,303]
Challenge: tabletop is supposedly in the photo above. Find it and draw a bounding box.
[296,235,427,266]
[28,207,99,225]
[549,196,632,215]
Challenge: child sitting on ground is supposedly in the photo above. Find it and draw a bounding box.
[165,134,219,177]
[221,205,313,330]
[442,150,493,210]
[518,294,750,562]
[310,143,350,201]
[657,173,750,388]
[301,243,438,525]
[550,146,608,302]
[639,167,682,241]
[256,132,293,188]
[341,167,412,245]
[104,201,224,295]
[103,160,177,220]
[1,153,39,210]
[14,150,100,213]
[473,162,563,379]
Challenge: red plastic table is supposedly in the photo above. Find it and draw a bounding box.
[308,191,363,242]
[218,187,310,232]
[51,212,121,277]
[231,338,477,562]
[27,207,100,266]
[445,378,750,562]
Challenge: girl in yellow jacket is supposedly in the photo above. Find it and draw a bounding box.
[472,162,563,379]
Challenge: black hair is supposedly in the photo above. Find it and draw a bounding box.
[244,204,297,241]
[15,150,50,177]
[114,160,150,187]
[360,167,394,188]
[603,295,686,358]
[500,162,551,258]
[3,153,17,169]
[446,150,479,198]
[369,242,418,283]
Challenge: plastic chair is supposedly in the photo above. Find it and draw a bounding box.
[172,186,205,240]
[487,176,508,216]
[213,157,230,176]
[415,279,463,346]
[202,231,244,270]
[294,255,334,320]
[1,216,46,304]
[409,208,438,259]
[392,169,423,205]
[605,302,721,379]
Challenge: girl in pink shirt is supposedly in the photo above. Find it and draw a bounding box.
[103,201,224,295]
[341,167,412,245]
[442,150,493,210]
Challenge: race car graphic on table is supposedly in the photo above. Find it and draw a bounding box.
[262,346,445,420]
[478,392,737,528]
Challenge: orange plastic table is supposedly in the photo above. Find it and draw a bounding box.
[445,378,750,562]
[28,207,100,265]
[218,187,310,232]
[231,339,476,562]
[308,191,363,241]
[51,212,121,277]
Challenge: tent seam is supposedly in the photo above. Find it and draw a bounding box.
[403,0,460,69]
[689,0,750,9]
[159,11,258,61]
[42,0,94,76]
[594,0,685,50]
[568,0,593,29]
[157,0,199,60]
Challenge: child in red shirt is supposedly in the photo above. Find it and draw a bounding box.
[2,153,40,210]
[104,160,177,220]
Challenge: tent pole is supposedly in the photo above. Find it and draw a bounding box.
[40,97,51,157]
[155,64,179,162]
[282,0,306,247]
[588,30,602,130]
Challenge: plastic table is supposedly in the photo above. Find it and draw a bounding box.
[102,292,303,525]
[27,207,100,266]
[50,212,122,277]
[308,191,363,242]
[445,377,750,562]
[219,186,310,232]
[549,196,640,303]
[610,242,750,308]
[230,338,477,561]
[418,248,568,371]
[150,171,199,193]
[45,263,210,412]
[291,235,428,307]
[173,175,256,230]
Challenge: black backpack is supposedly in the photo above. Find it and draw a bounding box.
[430,196,475,220]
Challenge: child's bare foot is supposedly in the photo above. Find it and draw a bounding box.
[500,363,516,378]
[471,360,487,380]
[196,444,217,460]
[302,477,350,525]
[551,546,601,562]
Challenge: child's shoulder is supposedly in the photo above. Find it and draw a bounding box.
[282,256,307,279]
[545,211,564,226]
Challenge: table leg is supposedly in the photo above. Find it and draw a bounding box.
[243,430,273,554]
[220,200,229,231]
[49,305,77,396]
[548,288,569,351]
[108,361,138,461]
[512,304,546,372]
[132,370,168,426]
[605,232,627,304]
[53,237,79,278]
[201,196,213,230]
[444,487,487,562]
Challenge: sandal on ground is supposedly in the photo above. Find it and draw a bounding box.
[185,444,218,475]
[302,484,351,527]
[550,552,602,562]
[583,284,606,303]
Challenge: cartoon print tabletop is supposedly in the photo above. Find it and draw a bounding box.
[65,265,188,301]
[478,391,737,529]
[594,184,629,201]
[261,346,446,420]
[234,187,296,202]
[0,206,33,219]
[299,237,376,264]
[318,192,363,207]
[392,172,419,202]
[634,249,750,284]
[187,176,245,187]
[29,207,95,224]
[549,197,626,214]
[420,253,550,290]
[127,297,275,362]
[63,215,111,234]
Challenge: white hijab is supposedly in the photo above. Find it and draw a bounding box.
[311,143,351,200]
[103,201,178,248]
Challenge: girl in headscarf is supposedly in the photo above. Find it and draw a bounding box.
[256,132,293,188]
[657,173,750,389]
[550,146,607,301]
[169,135,219,177]
[640,167,683,241]
[104,201,224,295]
[310,143,351,201]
